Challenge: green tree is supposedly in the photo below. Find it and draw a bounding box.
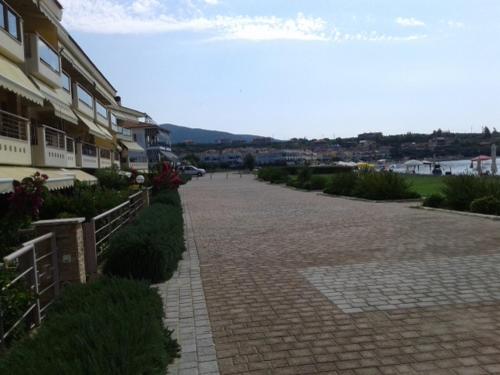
[243,153,255,170]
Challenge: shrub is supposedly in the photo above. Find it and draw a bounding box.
[40,184,129,221]
[353,172,420,200]
[0,278,179,375]
[324,172,358,196]
[423,193,445,208]
[152,189,182,207]
[296,167,313,186]
[257,167,288,184]
[470,195,500,215]
[0,269,34,347]
[153,162,183,191]
[441,175,500,211]
[103,202,184,283]
[95,168,128,190]
[309,175,328,191]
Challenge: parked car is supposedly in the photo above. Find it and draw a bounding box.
[179,165,206,177]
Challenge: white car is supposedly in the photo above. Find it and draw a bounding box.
[179,165,206,177]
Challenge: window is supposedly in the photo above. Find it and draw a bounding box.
[96,101,108,120]
[111,114,119,131]
[61,71,71,92]
[0,1,21,41]
[123,128,131,136]
[38,37,60,73]
[76,84,93,109]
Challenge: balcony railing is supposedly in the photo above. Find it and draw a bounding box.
[76,142,98,169]
[0,109,28,140]
[0,109,31,165]
[99,149,112,168]
[66,137,76,168]
[31,125,67,168]
[45,127,65,149]
[82,143,97,157]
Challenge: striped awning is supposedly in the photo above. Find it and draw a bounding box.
[75,112,113,141]
[0,167,74,194]
[120,140,144,152]
[32,77,79,125]
[0,54,44,105]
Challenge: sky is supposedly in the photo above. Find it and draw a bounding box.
[59,0,500,139]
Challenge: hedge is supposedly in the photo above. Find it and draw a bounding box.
[103,192,184,283]
[0,278,179,375]
[323,171,420,200]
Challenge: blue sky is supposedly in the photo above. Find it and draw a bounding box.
[60,0,500,139]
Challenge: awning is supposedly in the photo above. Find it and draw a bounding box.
[32,77,78,125]
[120,140,144,152]
[0,54,44,105]
[0,167,75,194]
[160,150,178,161]
[75,112,113,141]
[59,168,98,184]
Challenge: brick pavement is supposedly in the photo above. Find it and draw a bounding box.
[176,173,500,374]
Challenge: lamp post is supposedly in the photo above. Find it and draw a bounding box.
[136,174,145,187]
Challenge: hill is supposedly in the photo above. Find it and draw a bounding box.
[160,123,266,144]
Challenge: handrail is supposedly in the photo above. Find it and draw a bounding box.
[3,244,34,263]
[92,200,130,221]
[0,109,28,122]
[22,232,54,247]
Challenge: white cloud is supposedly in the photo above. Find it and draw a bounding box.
[447,20,465,29]
[59,0,426,43]
[204,0,219,5]
[396,17,426,28]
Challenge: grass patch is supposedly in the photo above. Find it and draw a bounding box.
[0,278,179,375]
[404,175,445,197]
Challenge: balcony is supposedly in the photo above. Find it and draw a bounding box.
[99,148,112,169]
[66,137,76,168]
[0,1,24,62]
[25,33,61,87]
[76,142,98,169]
[129,161,148,171]
[111,123,132,141]
[31,125,68,168]
[0,109,31,166]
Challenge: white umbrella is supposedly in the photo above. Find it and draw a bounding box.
[404,159,424,166]
[492,144,497,175]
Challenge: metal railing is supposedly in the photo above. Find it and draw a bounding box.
[0,233,59,348]
[83,188,151,275]
[44,126,65,149]
[82,142,97,157]
[0,109,29,141]
[66,137,74,153]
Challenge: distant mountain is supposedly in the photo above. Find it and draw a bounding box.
[161,123,267,144]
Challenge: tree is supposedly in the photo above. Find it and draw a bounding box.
[483,126,492,138]
[243,153,255,171]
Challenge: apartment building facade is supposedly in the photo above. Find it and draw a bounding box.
[123,118,177,170]
[0,0,154,193]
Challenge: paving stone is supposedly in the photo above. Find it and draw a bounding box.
[176,174,500,375]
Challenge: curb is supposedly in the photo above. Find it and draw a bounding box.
[413,205,500,221]
[317,192,423,204]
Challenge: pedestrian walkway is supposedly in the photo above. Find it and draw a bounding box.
[166,173,500,374]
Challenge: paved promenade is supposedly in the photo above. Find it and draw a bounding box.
[170,173,500,375]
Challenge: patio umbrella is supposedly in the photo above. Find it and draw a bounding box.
[471,155,491,175]
[492,144,497,175]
